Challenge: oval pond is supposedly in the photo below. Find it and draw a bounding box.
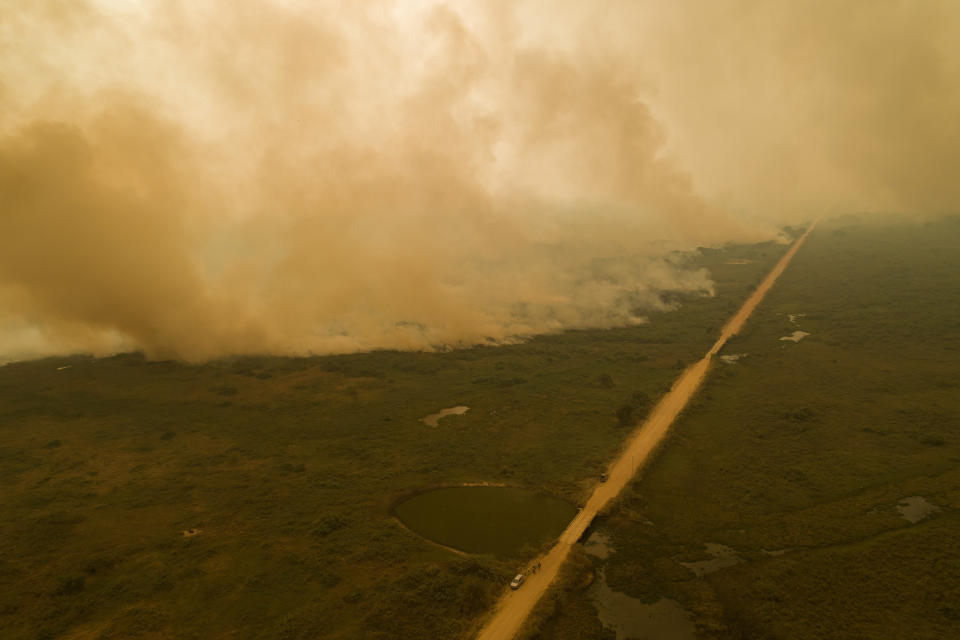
[394,486,577,556]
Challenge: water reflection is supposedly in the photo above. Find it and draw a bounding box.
[590,569,696,640]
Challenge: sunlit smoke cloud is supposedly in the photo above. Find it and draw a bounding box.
[1,0,957,360]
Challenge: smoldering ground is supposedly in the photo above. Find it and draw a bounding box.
[1,1,958,361]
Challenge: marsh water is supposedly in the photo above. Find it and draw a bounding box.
[583,530,614,559]
[393,486,576,556]
[897,496,939,523]
[679,543,742,577]
[582,529,696,639]
[590,569,696,640]
[420,405,469,427]
[719,353,747,364]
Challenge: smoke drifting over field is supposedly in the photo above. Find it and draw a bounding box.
[2,1,958,360]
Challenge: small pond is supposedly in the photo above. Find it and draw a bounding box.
[393,486,576,556]
[897,496,939,523]
[719,353,747,364]
[679,543,742,577]
[421,405,469,427]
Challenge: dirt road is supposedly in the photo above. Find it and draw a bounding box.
[472,221,818,640]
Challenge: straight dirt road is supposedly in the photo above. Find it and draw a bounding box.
[473,221,819,640]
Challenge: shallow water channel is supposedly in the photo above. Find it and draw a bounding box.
[393,486,576,556]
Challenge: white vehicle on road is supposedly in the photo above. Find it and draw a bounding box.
[510,574,525,590]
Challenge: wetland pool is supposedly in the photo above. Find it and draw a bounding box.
[393,486,576,556]
[421,405,469,427]
[590,569,695,640]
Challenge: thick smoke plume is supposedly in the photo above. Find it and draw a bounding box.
[1,1,957,360]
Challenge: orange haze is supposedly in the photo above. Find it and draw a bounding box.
[2,1,957,360]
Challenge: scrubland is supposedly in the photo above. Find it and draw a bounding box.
[533,217,960,640]
[0,241,785,639]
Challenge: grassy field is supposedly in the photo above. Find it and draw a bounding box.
[531,216,960,640]
[0,241,787,639]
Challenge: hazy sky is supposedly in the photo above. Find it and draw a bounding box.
[2,1,958,360]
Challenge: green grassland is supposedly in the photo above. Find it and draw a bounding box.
[532,216,960,640]
[0,242,787,639]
